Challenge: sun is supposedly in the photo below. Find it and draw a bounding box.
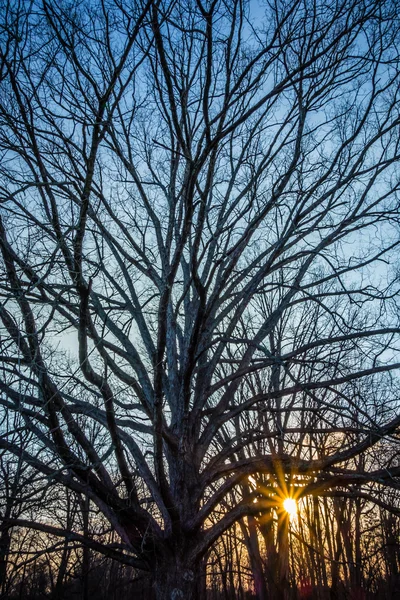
[283,497,297,517]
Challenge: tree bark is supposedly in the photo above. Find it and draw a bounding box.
[153,556,198,600]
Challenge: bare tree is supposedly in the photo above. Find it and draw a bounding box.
[0,426,56,599]
[1,0,400,597]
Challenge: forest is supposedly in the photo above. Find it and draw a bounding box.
[0,0,400,598]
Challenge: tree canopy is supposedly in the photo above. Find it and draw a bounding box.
[0,0,400,597]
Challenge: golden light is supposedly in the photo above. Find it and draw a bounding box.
[283,497,297,516]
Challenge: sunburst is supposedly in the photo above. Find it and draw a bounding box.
[283,497,297,517]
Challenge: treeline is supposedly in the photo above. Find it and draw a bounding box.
[1,473,399,599]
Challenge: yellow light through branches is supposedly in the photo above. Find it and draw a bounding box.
[283,498,297,516]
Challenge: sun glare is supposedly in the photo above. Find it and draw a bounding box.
[283,498,297,516]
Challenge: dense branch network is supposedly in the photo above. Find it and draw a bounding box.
[0,0,399,583]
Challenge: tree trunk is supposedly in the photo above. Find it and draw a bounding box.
[0,523,10,596]
[277,510,290,600]
[259,508,279,598]
[53,539,70,600]
[81,495,90,600]
[153,556,198,600]
[242,516,268,600]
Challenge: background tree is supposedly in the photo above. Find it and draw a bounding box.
[0,0,400,598]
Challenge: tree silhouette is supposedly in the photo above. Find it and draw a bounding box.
[0,0,399,597]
